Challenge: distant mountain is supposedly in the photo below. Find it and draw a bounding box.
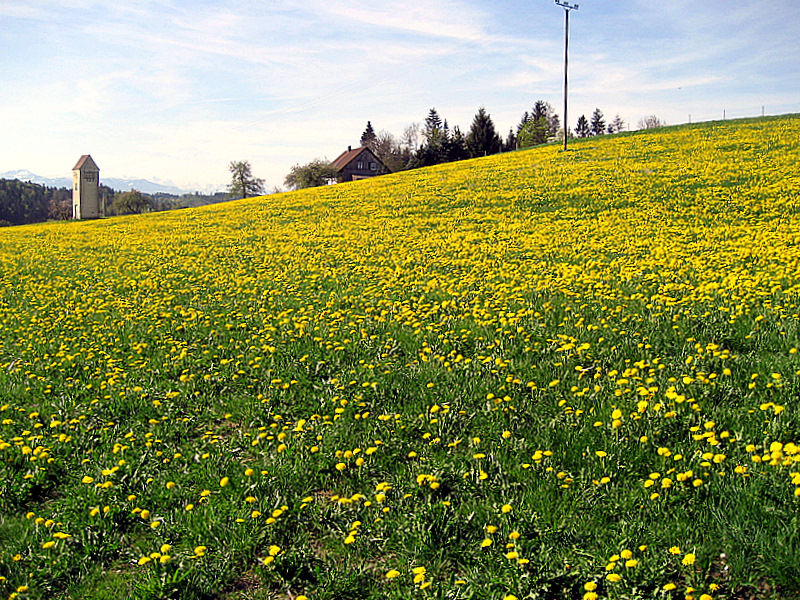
[0,170,71,188]
[0,169,196,195]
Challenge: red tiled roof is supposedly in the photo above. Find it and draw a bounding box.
[331,147,370,171]
[73,154,99,171]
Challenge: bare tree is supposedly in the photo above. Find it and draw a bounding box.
[370,131,407,173]
[607,114,625,134]
[638,115,665,130]
[401,123,420,152]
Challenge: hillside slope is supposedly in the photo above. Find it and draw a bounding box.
[1,115,799,599]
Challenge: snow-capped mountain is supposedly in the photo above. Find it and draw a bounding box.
[0,169,193,195]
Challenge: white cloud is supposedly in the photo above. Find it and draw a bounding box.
[1,0,798,190]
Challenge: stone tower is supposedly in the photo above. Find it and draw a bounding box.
[72,155,100,219]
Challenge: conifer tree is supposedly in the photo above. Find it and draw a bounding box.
[590,108,606,136]
[575,115,590,138]
[516,111,530,135]
[466,107,501,158]
[360,121,377,148]
[424,109,444,144]
[410,108,450,168]
[446,126,469,162]
[505,128,517,151]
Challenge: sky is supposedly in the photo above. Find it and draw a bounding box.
[1,0,799,193]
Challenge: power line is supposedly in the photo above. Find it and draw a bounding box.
[555,1,578,151]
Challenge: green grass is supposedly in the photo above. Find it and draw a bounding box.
[1,115,800,599]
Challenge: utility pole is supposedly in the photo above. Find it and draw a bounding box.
[555,1,578,151]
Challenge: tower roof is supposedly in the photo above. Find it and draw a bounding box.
[73,154,99,171]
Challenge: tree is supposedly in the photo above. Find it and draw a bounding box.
[548,113,561,140]
[112,189,151,215]
[284,159,338,191]
[422,108,449,154]
[518,119,547,147]
[446,126,470,162]
[466,107,502,158]
[409,108,451,168]
[533,101,560,139]
[401,123,420,151]
[228,160,265,199]
[360,121,377,149]
[574,115,590,138]
[517,101,559,148]
[607,114,625,134]
[590,108,606,136]
[372,130,412,173]
[516,112,529,135]
[504,128,517,151]
[47,189,72,220]
[638,115,665,129]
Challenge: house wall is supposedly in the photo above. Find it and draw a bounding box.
[338,149,383,182]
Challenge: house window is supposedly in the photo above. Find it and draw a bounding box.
[357,161,364,169]
[370,162,377,171]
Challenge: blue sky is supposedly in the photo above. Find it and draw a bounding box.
[2,0,798,192]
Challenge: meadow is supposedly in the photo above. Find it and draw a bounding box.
[1,114,799,600]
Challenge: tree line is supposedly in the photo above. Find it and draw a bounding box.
[0,179,77,226]
[282,102,663,190]
[0,179,233,227]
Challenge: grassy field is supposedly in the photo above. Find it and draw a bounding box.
[1,115,800,600]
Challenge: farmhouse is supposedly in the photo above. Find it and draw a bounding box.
[331,146,387,183]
